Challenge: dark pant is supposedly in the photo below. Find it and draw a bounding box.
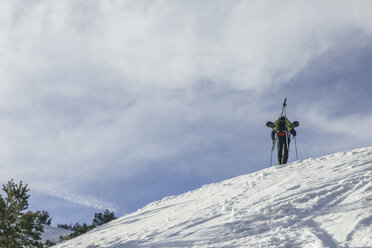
[277,139,290,164]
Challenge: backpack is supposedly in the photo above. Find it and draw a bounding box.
[277,118,287,132]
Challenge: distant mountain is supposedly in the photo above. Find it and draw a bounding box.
[53,147,372,247]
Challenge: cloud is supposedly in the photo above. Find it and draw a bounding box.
[32,183,119,211]
[2,1,372,92]
[1,0,372,215]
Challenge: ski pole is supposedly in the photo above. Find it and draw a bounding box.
[270,134,277,166]
[294,136,298,160]
[270,144,273,167]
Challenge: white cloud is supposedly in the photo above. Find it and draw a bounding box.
[0,0,372,210]
[33,184,119,211]
[302,106,372,142]
[2,1,372,92]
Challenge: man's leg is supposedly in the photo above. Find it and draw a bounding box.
[277,141,283,165]
[283,140,291,164]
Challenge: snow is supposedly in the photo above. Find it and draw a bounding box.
[53,146,372,248]
[42,225,72,243]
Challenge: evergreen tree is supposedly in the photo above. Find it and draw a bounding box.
[0,179,44,248]
[38,210,52,225]
[92,209,117,227]
[57,223,73,230]
[70,223,93,238]
[57,210,118,241]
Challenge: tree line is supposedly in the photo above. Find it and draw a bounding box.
[0,179,117,247]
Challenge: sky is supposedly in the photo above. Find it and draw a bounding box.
[1,0,372,225]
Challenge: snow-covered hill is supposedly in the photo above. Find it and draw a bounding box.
[53,147,372,248]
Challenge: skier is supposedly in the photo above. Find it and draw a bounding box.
[266,98,299,165]
[270,117,298,164]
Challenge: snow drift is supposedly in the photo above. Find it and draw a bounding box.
[53,147,372,248]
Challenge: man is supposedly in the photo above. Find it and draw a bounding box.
[269,117,298,165]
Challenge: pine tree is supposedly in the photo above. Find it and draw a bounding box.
[92,209,117,227]
[57,210,118,242]
[0,179,44,248]
[38,210,52,225]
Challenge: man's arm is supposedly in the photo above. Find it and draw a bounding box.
[271,130,276,141]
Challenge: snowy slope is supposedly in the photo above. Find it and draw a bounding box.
[53,147,372,248]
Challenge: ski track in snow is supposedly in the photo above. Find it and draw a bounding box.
[53,147,372,248]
